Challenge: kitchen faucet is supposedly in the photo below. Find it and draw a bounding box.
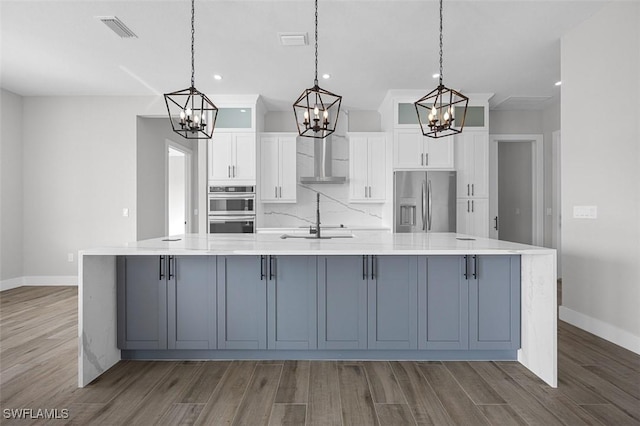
[310,192,321,238]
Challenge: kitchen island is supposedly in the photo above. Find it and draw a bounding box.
[78,232,556,387]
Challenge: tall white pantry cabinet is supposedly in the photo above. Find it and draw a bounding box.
[454,130,490,237]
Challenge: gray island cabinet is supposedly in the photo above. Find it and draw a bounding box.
[117,256,216,350]
[79,233,557,388]
[115,254,520,356]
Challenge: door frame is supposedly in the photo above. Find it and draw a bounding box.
[552,130,561,277]
[165,140,193,235]
[489,134,544,246]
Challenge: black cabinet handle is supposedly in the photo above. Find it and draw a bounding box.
[362,255,367,280]
[168,256,175,279]
[494,216,499,231]
[260,255,266,280]
[472,255,478,279]
[463,255,469,280]
[269,256,276,280]
[159,256,165,280]
[371,255,376,280]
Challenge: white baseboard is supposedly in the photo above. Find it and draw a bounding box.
[0,276,24,292]
[559,305,640,355]
[1,275,78,292]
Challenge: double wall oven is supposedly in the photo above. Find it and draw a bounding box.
[208,185,255,233]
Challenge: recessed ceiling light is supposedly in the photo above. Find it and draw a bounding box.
[278,32,308,46]
[213,74,223,81]
[322,73,331,79]
[555,81,562,86]
[240,109,246,113]
[432,73,440,79]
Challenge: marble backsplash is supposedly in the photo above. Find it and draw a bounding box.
[258,131,389,229]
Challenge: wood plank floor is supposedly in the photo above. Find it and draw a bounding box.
[1,286,639,425]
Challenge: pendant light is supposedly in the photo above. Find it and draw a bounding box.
[164,0,217,139]
[293,0,342,139]
[414,0,468,138]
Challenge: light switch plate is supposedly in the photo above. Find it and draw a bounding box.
[122,208,129,217]
[573,205,597,219]
[68,253,74,262]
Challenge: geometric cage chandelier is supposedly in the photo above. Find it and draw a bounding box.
[164,0,218,139]
[293,0,342,139]
[414,0,468,138]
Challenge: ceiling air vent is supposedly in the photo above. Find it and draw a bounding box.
[97,16,138,38]
[278,32,308,46]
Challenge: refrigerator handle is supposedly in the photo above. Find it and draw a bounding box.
[421,181,427,231]
[427,180,433,231]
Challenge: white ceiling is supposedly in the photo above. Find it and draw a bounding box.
[0,0,611,111]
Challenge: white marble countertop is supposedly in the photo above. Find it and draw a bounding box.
[80,232,555,256]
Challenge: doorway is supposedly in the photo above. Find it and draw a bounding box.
[489,134,543,245]
[166,142,192,236]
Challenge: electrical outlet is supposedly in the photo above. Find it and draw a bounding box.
[68,253,74,262]
[573,205,598,219]
[122,208,129,217]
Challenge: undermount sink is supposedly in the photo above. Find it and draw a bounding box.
[280,233,354,240]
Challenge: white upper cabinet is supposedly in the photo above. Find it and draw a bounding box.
[393,128,454,170]
[349,133,387,203]
[259,134,297,203]
[455,132,489,199]
[208,132,256,185]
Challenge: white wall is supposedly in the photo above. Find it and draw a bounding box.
[542,100,561,249]
[490,108,559,247]
[0,89,24,285]
[21,96,166,277]
[560,2,640,352]
[168,155,186,235]
[136,117,199,240]
[498,142,533,244]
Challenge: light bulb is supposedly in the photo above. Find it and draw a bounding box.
[323,110,329,119]
[304,110,309,119]
[186,108,192,117]
[194,115,200,124]
[314,106,319,118]
[428,113,434,122]
[180,110,186,120]
[443,111,450,122]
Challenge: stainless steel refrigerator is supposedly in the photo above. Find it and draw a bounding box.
[394,171,456,233]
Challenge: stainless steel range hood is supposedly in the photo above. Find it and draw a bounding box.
[300,136,346,184]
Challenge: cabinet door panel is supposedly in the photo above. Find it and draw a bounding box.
[457,199,470,235]
[349,136,369,201]
[470,198,489,238]
[367,136,387,201]
[425,137,454,169]
[168,256,216,350]
[471,133,489,198]
[217,256,267,349]
[209,133,233,181]
[419,256,468,350]
[268,256,317,349]
[279,137,298,202]
[117,256,167,350]
[394,130,423,169]
[233,133,256,181]
[368,256,417,349]
[259,137,280,202]
[318,256,367,349]
[469,256,520,350]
